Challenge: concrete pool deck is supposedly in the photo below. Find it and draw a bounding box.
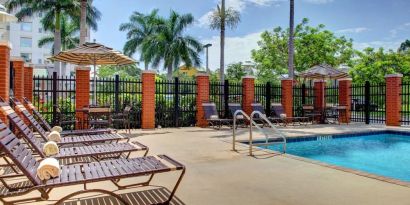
[2,123,410,204]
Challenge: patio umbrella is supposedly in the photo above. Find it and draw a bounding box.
[298,64,349,80]
[49,42,136,105]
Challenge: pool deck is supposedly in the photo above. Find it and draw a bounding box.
[3,123,410,204]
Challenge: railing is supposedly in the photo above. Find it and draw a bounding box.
[209,80,242,118]
[350,81,386,124]
[325,84,339,106]
[255,82,282,116]
[293,83,315,117]
[401,83,410,125]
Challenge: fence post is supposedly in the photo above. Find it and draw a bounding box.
[196,72,209,127]
[174,77,179,127]
[24,65,34,102]
[266,82,271,116]
[338,78,352,123]
[11,57,24,101]
[224,79,229,118]
[75,67,90,129]
[0,42,11,124]
[141,70,156,129]
[364,81,370,124]
[242,76,255,116]
[301,83,306,105]
[114,74,120,113]
[314,80,325,113]
[52,72,58,126]
[385,74,402,126]
[281,78,293,117]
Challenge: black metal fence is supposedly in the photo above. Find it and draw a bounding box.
[401,83,410,125]
[325,84,339,106]
[293,83,315,117]
[350,82,386,124]
[155,78,196,128]
[255,82,282,115]
[209,80,242,118]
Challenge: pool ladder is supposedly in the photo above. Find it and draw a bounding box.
[232,110,286,156]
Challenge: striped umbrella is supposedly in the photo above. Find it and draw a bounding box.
[298,64,349,80]
[49,42,136,104]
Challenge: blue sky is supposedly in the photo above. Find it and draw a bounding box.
[91,0,410,71]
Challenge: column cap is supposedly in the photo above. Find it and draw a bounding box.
[281,77,294,81]
[195,71,209,77]
[337,78,352,82]
[10,56,24,62]
[313,79,326,83]
[242,75,255,79]
[142,70,157,74]
[385,73,403,78]
[0,41,12,49]
[24,63,34,68]
[75,66,91,71]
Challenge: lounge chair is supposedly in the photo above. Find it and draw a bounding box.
[0,120,185,205]
[22,97,113,136]
[271,103,309,126]
[228,103,247,127]
[202,102,233,129]
[250,103,273,126]
[0,100,128,146]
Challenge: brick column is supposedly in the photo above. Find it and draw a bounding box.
[338,78,352,123]
[0,42,11,124]
[281,78,293,117]
[196,72,210,127]
[385,74,402,126]
[75,68,90,129]
[141,70,156,129]
[24,64,34,102]
[242,76,255,116]
[11,57,24,101]
[314,80,326,111]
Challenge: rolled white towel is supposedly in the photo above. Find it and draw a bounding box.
[280,114,287,119]
[51,126,63,133]
[47,131,61,143]
[210,115,219,119]
[37,158,60,181]
[43,141,59,156]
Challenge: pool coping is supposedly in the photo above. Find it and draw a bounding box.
[236,129,410,188]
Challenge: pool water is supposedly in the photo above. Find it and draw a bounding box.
[262,132,410,182]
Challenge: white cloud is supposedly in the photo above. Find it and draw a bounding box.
[336,27,369,34]
[201,31,263,70]
[389,22,410,39]
[354,41,402,51]
[304,0,334,4]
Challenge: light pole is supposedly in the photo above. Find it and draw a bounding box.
[204,43,212,73]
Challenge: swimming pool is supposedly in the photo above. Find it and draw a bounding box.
[259,131,410,182]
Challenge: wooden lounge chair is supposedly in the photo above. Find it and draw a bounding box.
[271,103,309,126]
[202,102,232,129]
[22,97,113,136]
[0,101,128,146]
[0,120,185,205]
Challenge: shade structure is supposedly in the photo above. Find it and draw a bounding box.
[49,42,136,104]
[298,64,349,80]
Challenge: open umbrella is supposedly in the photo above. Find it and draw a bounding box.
[298,64,349,80]
[49,42,136,104]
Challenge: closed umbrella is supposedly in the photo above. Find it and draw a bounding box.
[49,42,136,104]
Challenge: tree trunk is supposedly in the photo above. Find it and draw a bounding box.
[167,64,173,80]
[80,0,87,44]
[54,10,62,75]
[220,0,225,82]
[144,61,149,70]
[288,0,295,79]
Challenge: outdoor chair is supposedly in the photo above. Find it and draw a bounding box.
[112,105,132,133]
[5,98,130,146]
[251,103,273,127]
[0,120,185,205]
[23,97,113,136]
[87,105,112,129]
[228,103,247,127]
[302,104,322,124]
[271,103,309,126]
[202,102,233,129]
[56,106,76,129]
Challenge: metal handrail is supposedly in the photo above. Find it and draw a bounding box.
[232,110,251,151]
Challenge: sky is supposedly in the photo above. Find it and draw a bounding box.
[91,0,410,71]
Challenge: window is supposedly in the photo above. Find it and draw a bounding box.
[20,22,32,32]
[38,28,42,33]
[21,53,32,63]
[20,37,32,48]
[38,59,42,64]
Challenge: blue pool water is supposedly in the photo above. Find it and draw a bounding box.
[261,132,410,182]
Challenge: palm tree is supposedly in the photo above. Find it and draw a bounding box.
[145,10,203,80]
[120,9,161,70]
[79,0,87,44]
[288,0,295,79]
[209,0,240,82]
[6,0,100,75]
[398,39,410,53]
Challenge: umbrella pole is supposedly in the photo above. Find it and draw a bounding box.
[94,63,97,105]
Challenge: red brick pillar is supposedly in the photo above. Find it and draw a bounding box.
[11,57,24,101]
[281,78,293,117]
[196,72,210,127]
[75,68,90,129]
[338,78,352,123]
[24,65,34,101]
[242,76,255,116]
[0,42,11,124]
[385,74,402,126]
[141,70,156,129]
[314,80,326,111]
